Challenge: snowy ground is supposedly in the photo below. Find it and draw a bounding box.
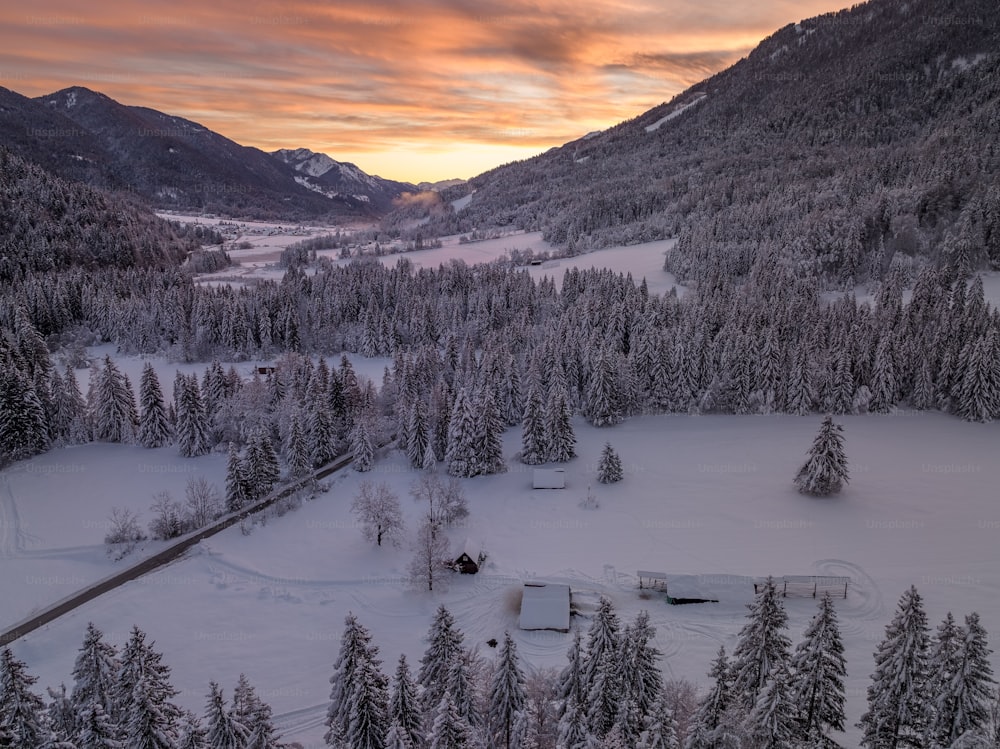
[7,412,1000,748]
[0,346,391,633]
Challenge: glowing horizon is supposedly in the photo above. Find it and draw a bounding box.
[1,0,856,183]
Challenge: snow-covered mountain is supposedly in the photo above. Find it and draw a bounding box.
[398,0,1000,286]
[0,85,373,220]
[271,147,415,212]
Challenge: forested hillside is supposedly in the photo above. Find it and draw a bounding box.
[401,0,1000,287]
[0,148,198,279]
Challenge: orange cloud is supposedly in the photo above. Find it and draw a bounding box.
[0,0,856,182]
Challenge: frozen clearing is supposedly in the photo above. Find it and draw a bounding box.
[7,412,1000,748]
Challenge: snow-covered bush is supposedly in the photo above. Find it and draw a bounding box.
[104,507,146,560]
[148,491,186,540]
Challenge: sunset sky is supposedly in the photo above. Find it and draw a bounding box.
[1,0,856,183]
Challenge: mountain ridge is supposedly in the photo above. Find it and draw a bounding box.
[0,85,416,221]
[398,0,1000,287]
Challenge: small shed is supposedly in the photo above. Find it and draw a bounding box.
[532,468,566,489]
[519,583,571,632]
[452,539,482,574]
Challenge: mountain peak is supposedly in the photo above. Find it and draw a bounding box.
[272,147,415,211]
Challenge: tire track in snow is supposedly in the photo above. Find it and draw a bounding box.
[812,558,885,640]
[272,702,328,737]
[0,477,26,558]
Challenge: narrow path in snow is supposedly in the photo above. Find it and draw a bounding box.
[0,449,366,646]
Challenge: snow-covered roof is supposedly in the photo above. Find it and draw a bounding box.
[454,538,481,560]
[519,583,570,632]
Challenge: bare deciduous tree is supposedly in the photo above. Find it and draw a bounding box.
[408,517,449,592]
[351,480,404,547]
[410,473,468,527]
[184,476,223,528]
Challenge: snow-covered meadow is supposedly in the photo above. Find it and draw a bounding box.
[6,411,1000,747]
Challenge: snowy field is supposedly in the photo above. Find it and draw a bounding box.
[7,411,1000,747]
[328,232,686,296]
[192,224,687,297]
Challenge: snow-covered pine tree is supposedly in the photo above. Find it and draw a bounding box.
[243,430,280,503]
[785,343,813,416]
[605,696,643,749]
[684,646,731,749]
[93,355,138,444]
[389,655,423,749]
[285,411,312,479]
[0,648,47,749]
[347,653,390,749]
[520,383,548,465]
[326,613,384,746]
[583,597,622,739]
[406,398,430,470]
[744,663,798,749]
[123,674,180,749]
[70,622,120,725]
[228,674,280,749]
[224,442,248,514]
[596,443,623,484]
[430,380,452,468]
[419,606,465,713]
[175,374,212,458]
[445,650,481,732]
[490,632,527,749]
[429,693,472,749]
[934,613,996,747]
[545,385,577,463]
[620,611,663,722]
[76,702,122,749]
[957,335,999,423]
[445,388,477,478]
[730,576,791,712]
[870,334,898,413]
[309,387,338,469]
[926,611,965,748]
[176,711,206,749]
[585,350,624,427]
[556,630,587,726]
[385,721,415,749]
[138,362,171,449]
[788,591,846,742]
[794,415,849,497]
[45,683,76,745]
[229,673,257,730]
[47,369,75,446]
[113,625,182,739]
[858,586,931,749]
[350,410,376,473]
[827,346,855,416]
[474,390,508,476]
[0,359,49,462]
[637,692,678,749]
[557,700,595,749]
[203,682,248,749]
